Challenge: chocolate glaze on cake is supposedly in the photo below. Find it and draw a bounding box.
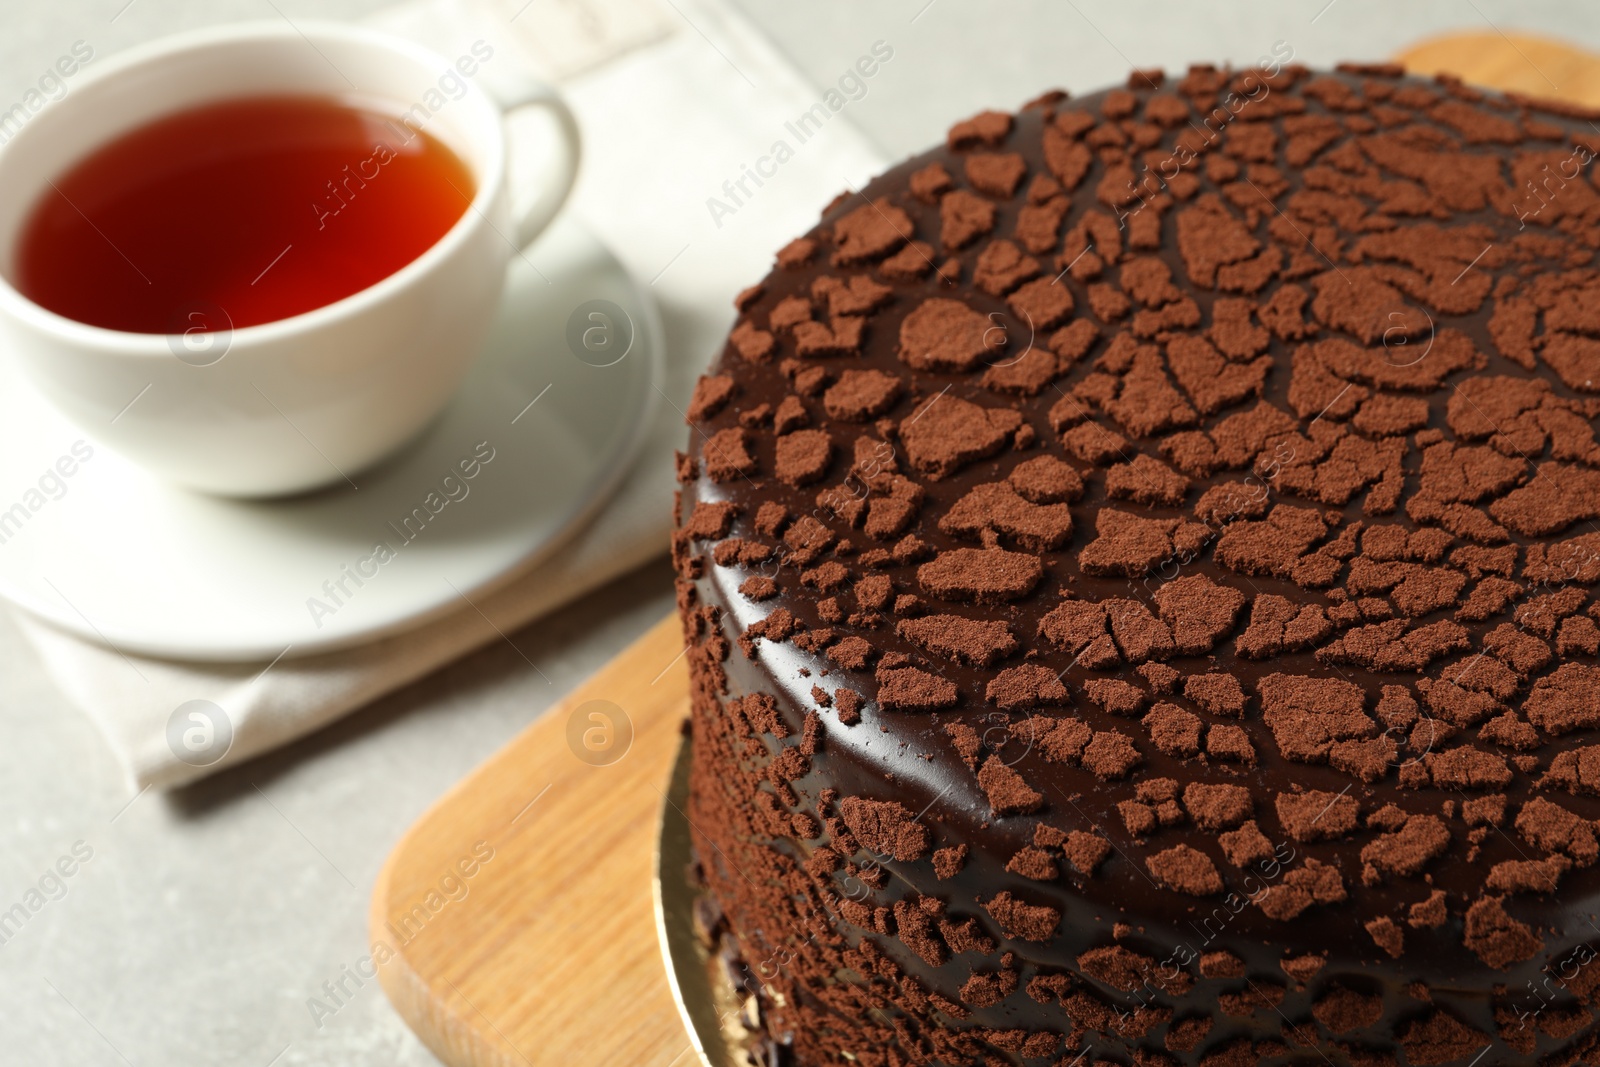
[673,61,1600,1067]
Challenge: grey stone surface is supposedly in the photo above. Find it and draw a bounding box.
[0,1,1596,1064]
[735,0,1600,160]
[0,551,677,1067]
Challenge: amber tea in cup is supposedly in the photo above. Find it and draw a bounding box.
[14,94,475,333]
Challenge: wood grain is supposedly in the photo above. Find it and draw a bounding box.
[372,29,1600,1067]
[370,613,693,1067]
[1395,31,1600,106]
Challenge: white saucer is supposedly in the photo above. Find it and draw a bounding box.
[0,214,660,662]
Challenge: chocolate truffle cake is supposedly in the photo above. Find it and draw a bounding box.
[672,61,1600,1067]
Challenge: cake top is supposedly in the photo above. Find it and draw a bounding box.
[677,61,1600,980]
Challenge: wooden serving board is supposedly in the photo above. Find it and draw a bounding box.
[371,32,1600,1067]
[1396,31,1600,107]
[370,613,695,1067]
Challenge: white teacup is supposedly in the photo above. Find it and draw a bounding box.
[0,22,580,497]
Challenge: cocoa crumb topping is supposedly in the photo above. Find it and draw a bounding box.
[680,64,1600,1067]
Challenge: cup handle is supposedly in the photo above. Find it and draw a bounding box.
[496,81,582,249]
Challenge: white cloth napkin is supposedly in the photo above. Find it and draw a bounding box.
[14,0,887,790]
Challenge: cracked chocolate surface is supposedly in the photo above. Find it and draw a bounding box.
[675,62,1600,1067]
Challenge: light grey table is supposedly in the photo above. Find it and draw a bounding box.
[0,1,1595,1064]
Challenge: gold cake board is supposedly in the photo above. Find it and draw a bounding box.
[370,33,1600,1067]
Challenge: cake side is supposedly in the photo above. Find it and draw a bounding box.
[676,62,1600,1067]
